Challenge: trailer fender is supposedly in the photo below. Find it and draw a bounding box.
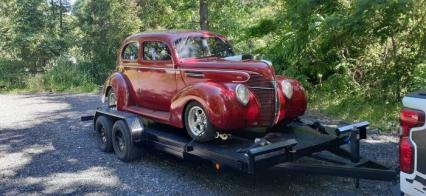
[94,109,144,142]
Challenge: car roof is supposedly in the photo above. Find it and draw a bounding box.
[124,30,224,42]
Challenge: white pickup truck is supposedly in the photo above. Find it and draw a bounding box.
[400,91,426,195]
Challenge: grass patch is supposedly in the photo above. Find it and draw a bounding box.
[309,89,400,132]
[0,57,99,94]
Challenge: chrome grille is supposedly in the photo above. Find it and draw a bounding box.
[246,74,277,126]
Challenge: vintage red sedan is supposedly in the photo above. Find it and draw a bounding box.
[102,31,307,141]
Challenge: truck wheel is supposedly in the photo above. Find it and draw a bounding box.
[95,115,113,152]
[184,102,216,142]
[106,89,117,110]
[112,120,141,162]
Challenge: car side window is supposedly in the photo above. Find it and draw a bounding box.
[143,41,171,61]
[122,42,139,61]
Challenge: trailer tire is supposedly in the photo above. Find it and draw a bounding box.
[95,115,114,153]
[112,120,141,162]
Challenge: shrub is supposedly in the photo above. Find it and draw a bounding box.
[0,59,27,90]
[42,56,98,92]
[26,74,45,92]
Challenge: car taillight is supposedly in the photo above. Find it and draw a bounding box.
[399,108,425,173]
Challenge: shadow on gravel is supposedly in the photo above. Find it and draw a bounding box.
[0,93,398,195]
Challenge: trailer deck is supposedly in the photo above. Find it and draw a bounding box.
[81,107,397,186]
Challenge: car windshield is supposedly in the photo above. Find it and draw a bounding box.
[175,36,234,59]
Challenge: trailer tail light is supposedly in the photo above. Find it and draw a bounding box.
[399,108,425,174]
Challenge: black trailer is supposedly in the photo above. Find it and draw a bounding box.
[81,107,397,187]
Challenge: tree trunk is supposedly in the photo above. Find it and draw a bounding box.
[51,0,55,31]
[59,0,63,33]
[199,0,208,30]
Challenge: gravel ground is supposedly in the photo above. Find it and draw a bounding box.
[0,93,399,195]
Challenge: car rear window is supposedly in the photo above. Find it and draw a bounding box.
[122,42,139,61]
[143,41,171,61]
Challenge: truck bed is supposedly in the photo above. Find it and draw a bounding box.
[406,90,426,99]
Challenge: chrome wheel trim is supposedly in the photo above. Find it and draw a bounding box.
[100,127,107,143]
[188,106,207,136]
[108,91,117,110]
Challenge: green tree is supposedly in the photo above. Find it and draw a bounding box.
[248,0,426,101]
[73,0,142,83]
[0,0,67,73]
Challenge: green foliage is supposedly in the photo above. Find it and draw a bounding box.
[310,89,400,132]
[136,0,198,30]
[249,0,426,103]
[73,0,142,83]
[0,0,67,73]
[1,0,426,130]
[42,56,97,92]
[0,59,27,90]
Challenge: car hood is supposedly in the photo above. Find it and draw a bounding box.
[179,57,276,80]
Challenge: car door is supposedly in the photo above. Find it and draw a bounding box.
[137,40,176,112]
[119,40,141,107]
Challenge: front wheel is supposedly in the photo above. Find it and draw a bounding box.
[184,102,216,142]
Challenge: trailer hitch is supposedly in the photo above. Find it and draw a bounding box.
[335,121,368,138]
[336,121,369,188]
[293,118,328,135]
[335,121,369,162]
[308,121,328,135]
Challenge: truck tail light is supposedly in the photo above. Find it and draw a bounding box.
[400,137,414,173]
[399,108,425,173]
[400,108,425,137]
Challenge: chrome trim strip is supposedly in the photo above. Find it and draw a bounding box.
[248,86,275,90]
[121,65,251,82]
[260,59,273,66]
[186,73,205,78]
[121,65,174,70]
[273,80,280,125]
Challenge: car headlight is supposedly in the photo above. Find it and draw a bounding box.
[235,84,249,106]
[281,80,293,99]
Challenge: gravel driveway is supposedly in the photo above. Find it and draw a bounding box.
[0,93,398,195]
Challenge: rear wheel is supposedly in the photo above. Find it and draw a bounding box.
[184,102,216,142]
[105,89,117,110]
[112,120,141,162]
[95,115,113,152]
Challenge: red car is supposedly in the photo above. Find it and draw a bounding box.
[102,31,307,142]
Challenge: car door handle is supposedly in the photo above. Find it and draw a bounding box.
[185,71,204,78]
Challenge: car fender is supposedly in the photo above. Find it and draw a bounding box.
[275,76,307,122]
[104,72,134,110]
[169,82,242,129]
